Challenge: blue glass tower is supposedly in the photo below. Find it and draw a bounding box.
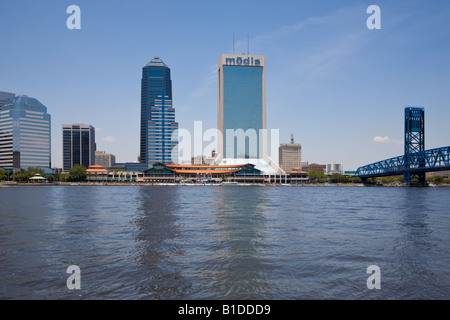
[140,57,177,165]
[216,54,281,174]
[0,95,51,170]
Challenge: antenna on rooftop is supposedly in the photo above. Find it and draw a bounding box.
[247,35,249,55]
[233,34,235,54]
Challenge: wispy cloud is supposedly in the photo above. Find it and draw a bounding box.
[373,136,390,143]
[373,136,403,145]
[102,136,116,143]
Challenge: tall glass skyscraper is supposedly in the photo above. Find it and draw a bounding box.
[62,124,96,172]
[0,95,51,170]
[216,54,281,174]
[140,57,178,165]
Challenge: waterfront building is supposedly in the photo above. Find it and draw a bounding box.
[279,134,302,173]
[215,53,281,174]
[285,167,309,184]
[109,162,148,172]
[0,91,15,112]
[95,150,116,168]
[62,124,95,172]
[86,165,142,183]
[143,162,264,183]
[0,95,51,170]
[140,57,178,165]
[86,164,109,175]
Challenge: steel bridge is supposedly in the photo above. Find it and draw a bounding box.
[354,107,450,186]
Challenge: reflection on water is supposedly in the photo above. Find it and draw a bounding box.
[0,185,449,299]
[133,186,190,299]
[387,189,442,299]
[211,187,272,299]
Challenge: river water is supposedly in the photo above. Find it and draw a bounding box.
[0,185,449,299]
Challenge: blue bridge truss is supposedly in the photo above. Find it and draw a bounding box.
[354,146,450,179]
[354,107,450,185]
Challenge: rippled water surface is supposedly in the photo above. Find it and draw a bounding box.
[0,185,449,299]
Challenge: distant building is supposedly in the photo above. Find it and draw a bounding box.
[191,155,206,165]
[326,163,343,175]
[95,151,116,168]
[62,124,96,172]
[205,150,216,165]
[302,162,326,174]
[0,91,15,112]
[0,95,51,170]
[279,134,302,173]
[427,171,450,179]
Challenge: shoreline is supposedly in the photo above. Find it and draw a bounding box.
[2,182,450,187]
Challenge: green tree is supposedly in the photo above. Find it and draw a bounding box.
[329,173,350,183]
[0,169,8,181]
[427,176,444,184]
[349,177,362,183]
[11,167,46,182]
[68,164,87,182]
[59,173,69,182]
[307,170,328,183]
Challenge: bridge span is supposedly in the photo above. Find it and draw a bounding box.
[354,108,450,186]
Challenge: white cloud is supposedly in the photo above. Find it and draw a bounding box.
[102,136,116,143]
[373,136,390,143]
[372,136,404,145]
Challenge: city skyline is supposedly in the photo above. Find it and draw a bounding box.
[1,1,449,170]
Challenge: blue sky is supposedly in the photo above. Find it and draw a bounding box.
[1,0,449,170]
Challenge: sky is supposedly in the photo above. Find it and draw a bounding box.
[1,0,449,170]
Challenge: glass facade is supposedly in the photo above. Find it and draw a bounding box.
[222,64,263,159]
[62,124,95,172]
[147,95,178,164]
[0,91,15,112]
[140,57,177,165]
[0,95,51,169]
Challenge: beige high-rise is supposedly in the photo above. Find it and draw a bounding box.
[279,134,302,173]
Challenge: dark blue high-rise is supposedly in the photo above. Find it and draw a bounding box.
[140,57,177,165]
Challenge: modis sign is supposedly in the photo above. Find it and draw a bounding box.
[225,56,260,65]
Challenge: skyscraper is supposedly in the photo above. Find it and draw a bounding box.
[279,134,302,173]
[140,56,178,165]
[0,91,15,112]
[62,124,96,172]
[216,54,280,174]
[0,95,51,170]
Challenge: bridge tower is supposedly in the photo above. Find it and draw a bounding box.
[404,107,426,185]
